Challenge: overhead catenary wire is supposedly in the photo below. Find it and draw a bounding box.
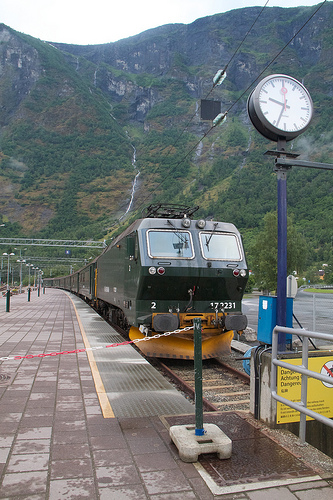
[159,0,270,156]
[119,1,270,178]
[112,2,271,228]
[148,0,328,194]
[111,0,327,230]
[225,0,327,116]
[205,0,270,100]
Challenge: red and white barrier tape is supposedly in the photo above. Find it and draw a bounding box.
[0,327,193,362]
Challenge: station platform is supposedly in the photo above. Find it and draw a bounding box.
[0,288,332,499]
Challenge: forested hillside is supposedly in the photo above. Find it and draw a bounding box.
[0,2,332,277]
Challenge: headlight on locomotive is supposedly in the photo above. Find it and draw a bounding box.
[233,269,247,277]
[153,314,179,333]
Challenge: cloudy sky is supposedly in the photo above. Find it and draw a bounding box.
[0,0,324,45]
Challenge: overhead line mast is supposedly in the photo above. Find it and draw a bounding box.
[0,238,106,249]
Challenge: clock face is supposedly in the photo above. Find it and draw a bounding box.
[247,74,313,142]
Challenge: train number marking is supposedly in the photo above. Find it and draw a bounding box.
[210,302,236,310]
[151,301,157,309]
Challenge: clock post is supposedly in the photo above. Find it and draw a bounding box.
[247,74,314,352]
[246,75,333,431]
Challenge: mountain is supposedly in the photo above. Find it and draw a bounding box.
[0,26,134,239]
[0,3,332,268]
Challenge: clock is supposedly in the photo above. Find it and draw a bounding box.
[247,74,313,142]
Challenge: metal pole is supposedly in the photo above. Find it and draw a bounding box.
[6,254,10,291]
[19,260,22,293]
[27,263,32,302]
[4,253,13,312]
[299,335,309,444]
[276,139,288,352]
[18,257,25,293]
[6,289,10,312]
[193,318,204,436]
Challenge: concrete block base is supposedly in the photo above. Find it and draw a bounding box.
[170,423,232,463]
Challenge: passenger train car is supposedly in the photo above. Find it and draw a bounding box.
[44,205,248,359]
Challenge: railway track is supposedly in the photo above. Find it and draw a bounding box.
[155,355,251,413]
[109,319,252,412]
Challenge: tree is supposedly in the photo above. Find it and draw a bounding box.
[251,211,307,292]
[323,262,333,285]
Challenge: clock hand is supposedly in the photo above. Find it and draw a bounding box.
[275,104,285,128]
[275,84,290,127]
[268,97,283,106]
[281,86,288,111]
[268,97,290,109]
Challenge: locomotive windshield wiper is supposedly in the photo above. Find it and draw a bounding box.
[205,223,219,250]
[167,219,189,250]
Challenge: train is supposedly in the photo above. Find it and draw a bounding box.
[44,204,248,359]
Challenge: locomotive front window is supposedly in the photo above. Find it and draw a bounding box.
[147,230,194,259]
[200,232,242,261]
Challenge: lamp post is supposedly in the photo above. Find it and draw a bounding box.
[26,263,33,302]
[17,259,26,294]
[3,252,15,312]
[14,248,27,293]
[37,269,43,297]
[32,267,38,289]
[3,253,15,291]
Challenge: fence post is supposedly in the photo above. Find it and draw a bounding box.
[299,334,309,444]
[312,294,316,332]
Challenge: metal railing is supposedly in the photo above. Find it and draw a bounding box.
[293,293,333,336]
[271,325,333,444]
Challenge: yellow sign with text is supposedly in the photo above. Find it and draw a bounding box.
[277,356,333,424]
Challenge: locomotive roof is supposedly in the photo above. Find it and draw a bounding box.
[138,218,240,233]
[108,216,241,252]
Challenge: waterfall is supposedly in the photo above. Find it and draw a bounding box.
[123,171,141,217]
[131,144,136,167]
[119,143,140,220]
[239,131,253,170]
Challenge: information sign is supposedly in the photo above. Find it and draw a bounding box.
[277,356,333,424]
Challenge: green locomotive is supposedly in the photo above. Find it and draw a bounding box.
[45,205,248,359]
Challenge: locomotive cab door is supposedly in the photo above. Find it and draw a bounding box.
[123,233,140,323]
[90,263,97,300]
[126,234,138,261]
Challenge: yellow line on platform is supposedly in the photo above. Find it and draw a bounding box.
[68,294,115,418]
